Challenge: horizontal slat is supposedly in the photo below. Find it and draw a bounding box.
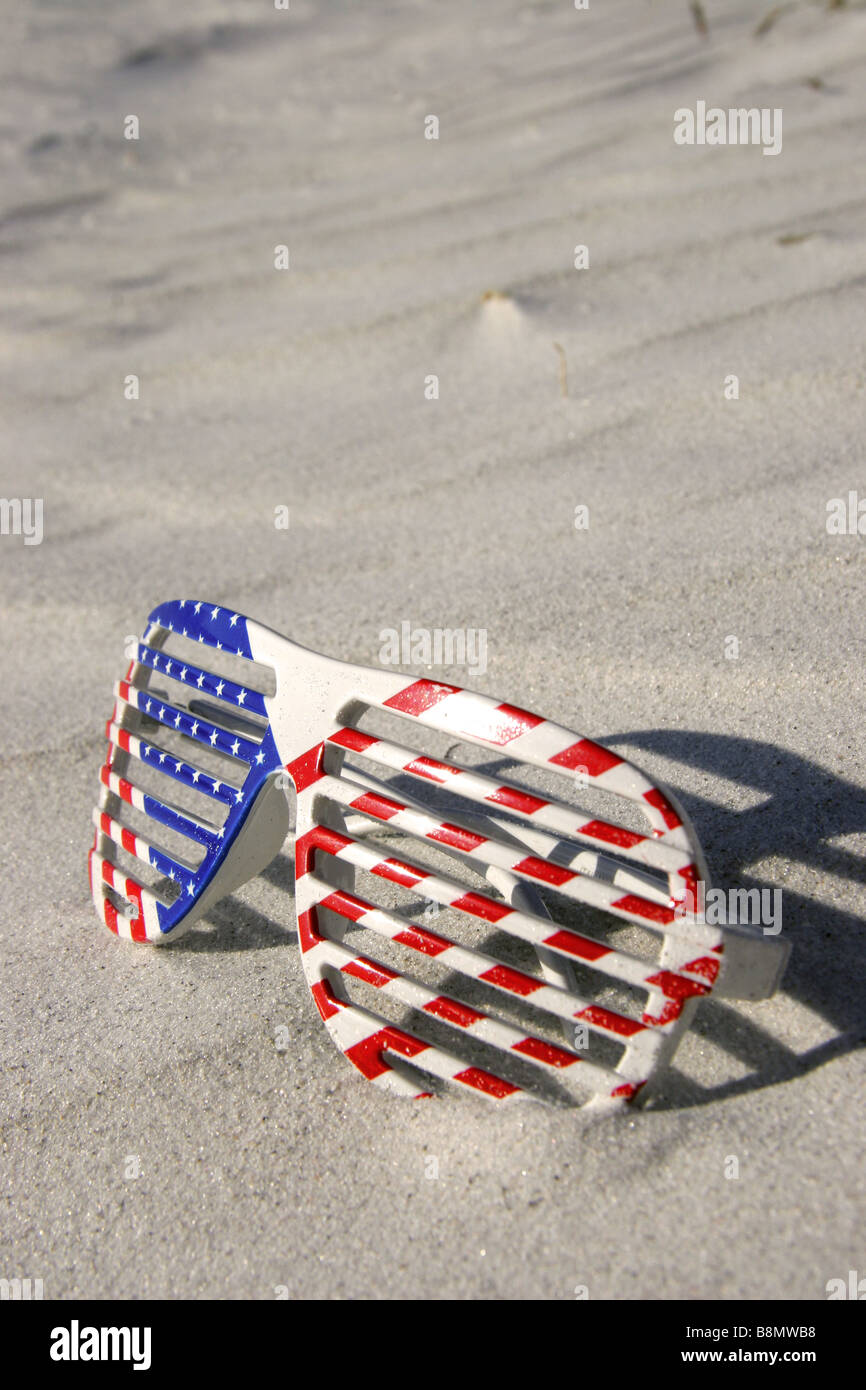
[317,773,719,950]
[105,720,240,804]
[372,681,694,850]
[307,974,523,1100]
[310,933,610,1085]
[114,682,262,763]
[99,762,221,847]
[133,642,268,718]
[298,829,711,1050]
[328,726,694,884]
[306,879,645,1084]
[92,807,198,885]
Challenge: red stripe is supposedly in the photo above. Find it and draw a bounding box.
[681,954,721,985]
[118,680,131,701]
[676,864,700,913]
[610,1080,645,1101]
[457,703,544,746]
[328,728,378,752]
[294,826,352,877]
[513,855,576,887]
[371,858,428,888]
[318,890,368,923]
[103,896,118,935]
[404,755,451,782]
[297,908,327,952]
[646,969,710,1001]
[117,728,131,753]
[479,963,543,997]
[543,929,611,962]
[428,823,487,852]
[643,787,682,830]
[121,827,137,855]
[92,851,118,935]
[453,1066,519,1098]
[423,995,484,1027]
[450,891,512,923]
[393,925,451,957]
[344,1025,428,1080]
[486,785,548,814]
[342,957,398,988]
[285,743,325,793]
[125,879,147,943]
[576,1005,644,1038]
[118,778,133,805]
[549,738,623,777]
[384,680,461,715]
[642,1000,682,1027]
[611,893,675,926]
[311,978,344,1020]
[512,1036,578,1069]
[578,818,644,849]
[100,812,112,835]
[350,791,403,820]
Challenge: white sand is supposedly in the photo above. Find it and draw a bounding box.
[1,0,864,1298]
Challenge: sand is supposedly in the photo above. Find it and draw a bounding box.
[1,0,864,1299]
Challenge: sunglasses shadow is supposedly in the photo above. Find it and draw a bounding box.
[603,729,866,1111]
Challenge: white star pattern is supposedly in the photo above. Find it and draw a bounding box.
[174,713,182,728]
[159,752,167,764]
[255,750,265,764]
[213,780,221,794]
[235,790,243,804]
[236,689,246,706]
[191,721,199,736]
[145,699,152,713]
[209,730,218,746]
[215,681,225,696]
[194,602,202,614]
[179,667,187,682]
[231,739,240,756]
[229,614,238,627]
[166,660,173,674]
[187,882,195,897]
[197,673,205,688]
[175,761,182,773]
[191,770,200,783]
[158,707,166,720]
[211,607,220,620]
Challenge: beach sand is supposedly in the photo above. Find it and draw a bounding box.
[1,0,864,1298]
